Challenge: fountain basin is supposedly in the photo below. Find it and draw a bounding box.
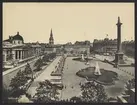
[76,67,118,85]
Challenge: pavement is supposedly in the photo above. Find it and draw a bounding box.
[60,56,135,99]
[95,54,115,61]
[26,56,62,97]
[3,56,40,76]
[61,57,88,100]
[95,54,134,64]
[3,56,41,88]
[23,55,135,100]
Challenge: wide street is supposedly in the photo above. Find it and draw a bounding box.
[61,57,88,100]
[61,56,135,99]
[27,56,61,97]
[3,57,41,88]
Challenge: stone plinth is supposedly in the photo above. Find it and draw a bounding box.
[114,52,125,64]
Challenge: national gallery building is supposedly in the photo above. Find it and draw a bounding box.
[3,32,42,68]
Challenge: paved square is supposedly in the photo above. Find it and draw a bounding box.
[61,57,134,99]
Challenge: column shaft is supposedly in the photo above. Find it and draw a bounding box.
[20,50,22,59]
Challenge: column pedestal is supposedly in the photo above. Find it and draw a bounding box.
[114,52,124,64]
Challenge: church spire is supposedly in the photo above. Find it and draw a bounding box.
[49,28,54,45]
[50,28,53,37]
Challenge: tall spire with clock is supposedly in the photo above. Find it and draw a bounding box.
[49,28,54,45]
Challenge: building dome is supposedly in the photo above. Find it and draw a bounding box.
[104,38,109,41]
[13,32,24,41]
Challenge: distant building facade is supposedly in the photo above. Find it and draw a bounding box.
[93,38,117,55]
[44,44,56,54]
[63,41,90,55]
[122,40,135,58]
[45,29,61,54]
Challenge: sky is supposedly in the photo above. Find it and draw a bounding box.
[3,3,134,44]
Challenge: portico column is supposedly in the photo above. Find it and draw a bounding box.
[25,51,27,58]
[22,51,24,59]
[12,50,15,60]
[20,50,22,59]
[18,50,20,60]
[14,50,16,59]
[27,51,28,58]
[27,50,29,57]
[19,50,21,59]
[4,53,7,62]
[28,50,30,57]
[17,50,19,60]
[24,51,26,58]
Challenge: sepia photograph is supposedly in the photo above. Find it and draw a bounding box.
[2,2,135,103]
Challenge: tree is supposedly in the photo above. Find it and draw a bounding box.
[125,78,135,94]
[3,85,10,103]
[48,53,56,60]
[10,70,28,90]
[42,54,50,63]
[24,63,32,74]
[64,50,67,54]
[80,81,108,103]
[24,63,33,80]
[33,80,59,103]
[70,96,82,103]
[84,50,87,55]
[34,58,43,71]
[9,70,28,97]
[70,50,74,54]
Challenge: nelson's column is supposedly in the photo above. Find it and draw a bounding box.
[114,17,125,66]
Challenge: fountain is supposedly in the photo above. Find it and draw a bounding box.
[81,54,85,61]
[76,61,118,85]
[94,62,101,76]
[73,53,93,62]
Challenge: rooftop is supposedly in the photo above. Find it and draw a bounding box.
[3,32,24,42]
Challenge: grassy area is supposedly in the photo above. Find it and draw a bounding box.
[76,67,118,85]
